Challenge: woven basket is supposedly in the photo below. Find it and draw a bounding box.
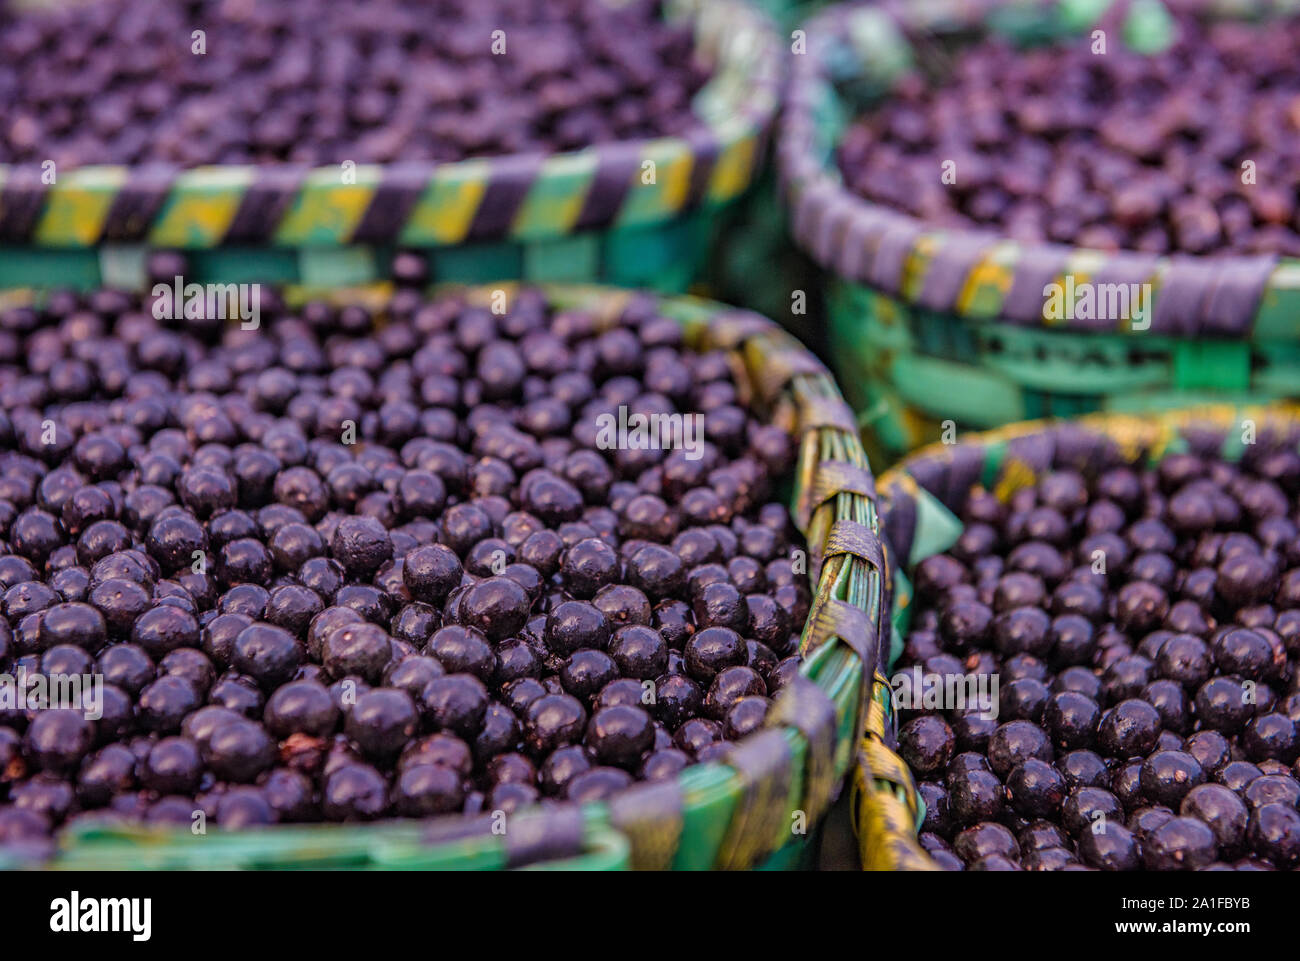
[853,402,1300,870]
[0,0,779,294]
[4,282,884,871]
[779,0,1300,462]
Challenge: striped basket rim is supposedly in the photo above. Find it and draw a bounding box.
[778,0,1300,340]
[854,401,1300,871]
[23,282,881,871]
[0,0,781,250]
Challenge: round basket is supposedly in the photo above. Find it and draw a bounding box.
[779,0,1300,462]
[0,0,779,295]
[6,282,883,871]
[853,402,1300,870]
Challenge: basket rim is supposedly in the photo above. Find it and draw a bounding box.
[778,0,1300,339]
[0,0,781,249]
[30,281,881,871]
[856,401,1300,871]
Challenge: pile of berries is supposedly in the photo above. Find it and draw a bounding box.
[0,263,809,850]
[897,446,1300,870]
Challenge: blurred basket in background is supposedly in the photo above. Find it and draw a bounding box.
[779,0,1300,464]
[0,0,780,294]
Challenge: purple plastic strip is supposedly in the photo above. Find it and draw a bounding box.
[467,152,545,241]
[1149,258,1213,336]
[223,165,309,244]
[102,164,179,242]
[683,127,720,209]
[1202,255,1277,337]
[866,218,922,296]
[1000,243,1071,325]
[0,166,48,241]
[1005,432,1055,476]
[351,164,429,244]
[943,445,985,512]
[836,204,900,285]
[572,142,642,231]
[882,485,918,569]
[916,232,997,312]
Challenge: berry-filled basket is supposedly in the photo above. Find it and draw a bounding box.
[0,281,881,871]
[779,0,1300,462]
[0,0,779,294]
[855,404,1300,870]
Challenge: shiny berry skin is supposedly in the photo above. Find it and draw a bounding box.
[422,674,489,739]
[683,627,745,683]
[229,622,302,690]
[321,622,391,684]
[560,538,619,599]
[458,576,531,642]
[264,679,339,737]
[1098,699,1162,758]
[1006,759,1067,818]
[346,689,419,760]
[1247,803,1300,867]
[544,600,610,657]
[898,716,955,777]
[401,545,462,605]
[586,705,654,768]
[1193,676,1254,735]
[393,764,464,817]
[1143,816,1219,871]
[202,718,276,783]
[1180,783,1249,856]
[23,710,95,774]
[1138,751,1206,807]
[987,721,1053,778]
[525,693,588,755]
[322,764,389,822]
[947,769,1005,826]
[608,625,668,680]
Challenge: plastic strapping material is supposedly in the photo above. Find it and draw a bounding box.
[916,232,998,312]
[942,445,986,512]
[715,729,794,870]
[823,518,884,571]
[798,397,859,438]
[573,141,642,230]
[866,218,921,295]
[0,166,48,241]
[1150,258,1212,335]
[608,779,684,871]
[468,152,545,240]
[880,486,917,570]
[999,243,1071,324]
[831,205,877,285]
[860,735,918,801]
[103,164,179,241]
[792,180,836,253]
[768,675,838,825]
[503,806,586,868]
[753,349,827,405]
[853,750,937,872]
[1005,431,1056,477]
[224,165,309,243]
[352,163,429,243]
[683,126,721,208]
[1203,255,1276,336]
[806,597,876,669]
[798,459,876,528]
[707,311,773,350]
[812,194,852,267]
